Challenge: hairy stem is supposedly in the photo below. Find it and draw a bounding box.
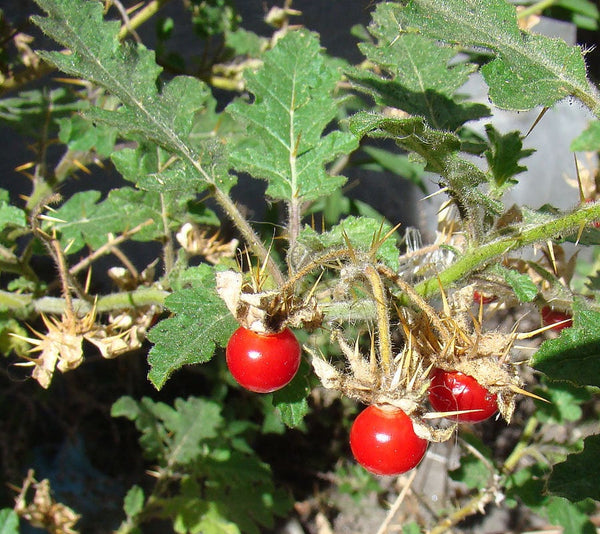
[212,186,286,286]
[0,287,169,316]
[364,265,392,374]
[414,202,600,301]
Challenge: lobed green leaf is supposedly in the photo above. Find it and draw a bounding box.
[349,2,490,131]
[146,265,237,389]
[392,0,600,115]
[547,433,600,502]
[226,30,358,204]
[532,302,600,388]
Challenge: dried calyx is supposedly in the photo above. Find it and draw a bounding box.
[216,270,322,334]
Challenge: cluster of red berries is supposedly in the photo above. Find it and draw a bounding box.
[350,368,498,476]
[225,325,503,477]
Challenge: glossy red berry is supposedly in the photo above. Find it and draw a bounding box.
[541,306,573,332]
[473,291,496,305]
[226,327,301,393]
[349,405,428,476]
[428,368,498,423]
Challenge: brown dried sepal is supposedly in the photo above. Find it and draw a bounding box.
[12,305,158,388]
[216,270,322,334]
[176,223,239,264]
[411,292,524,423]
[14,470,80,534]
[308,329,457,443]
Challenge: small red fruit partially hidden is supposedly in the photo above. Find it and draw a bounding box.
[473,291,496,305]
[350,405,428,476]
[541,306,573,332]
[226,326,301,393]
[428,368,498,423]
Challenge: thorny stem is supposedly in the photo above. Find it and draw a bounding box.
[414,201,600,302]
[159,193,175,276]
[212,187,286,287]
[428,487,496,534]
[30,195,91,312]
[377,264,451,343]
[281,247,353,294]
[364,265,392,374]
[0,287,169,316]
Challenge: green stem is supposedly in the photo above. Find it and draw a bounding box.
[503,415,539,473]
[413,202,600,301]
[516,0,557,20]
[117,0,174,40]
[0,287,169,316]
[212,187,286,287]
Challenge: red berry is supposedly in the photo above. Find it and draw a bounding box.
[349,405,428,476]
[541,306,573,332]
[428,368,498,423]
[226,327,301,393]
[473,291,496,305]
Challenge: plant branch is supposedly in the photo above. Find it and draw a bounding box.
[413,202,600,301]
[69,219,154,275]
[365,264,392,374]
[428,486,495,534]
[516,0,557,20]
[212,186,286,286]
[1,0,174,97]
[0,286,169,316]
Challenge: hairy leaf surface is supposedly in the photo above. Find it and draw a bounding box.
[146,265,236,389]
[393,0,600,115]
[227,30,358,203]
[349,2,489,130]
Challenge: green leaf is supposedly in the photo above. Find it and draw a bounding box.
[548,433,600,501]
[112,396,168,461]
[51,188,174,253]
[402,523,421,534]
[534,380,591,424]
[392,0,600,115]
[167,397,222,465]
[506,463,596,533]
[0,509,19,534]
[491,264,538,302]
[483,124,535,191]
[0,193,26,231]
[0,88,81,139]
[571,120,600,151]
[32,0,231,193]
[57,112,117,156]
[349,2,490,131]
[226,30,358,203]
[123,485,145,518]
[146,264,237,389]
[272,360,311,428]
[298,215,400,271]
[532,302,600,387]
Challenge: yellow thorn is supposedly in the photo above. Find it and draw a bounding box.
[524,106,548,138]
[14,161,35,172]
[72,159,93,175]
[546,241,558,275]
[509,384,550,403]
